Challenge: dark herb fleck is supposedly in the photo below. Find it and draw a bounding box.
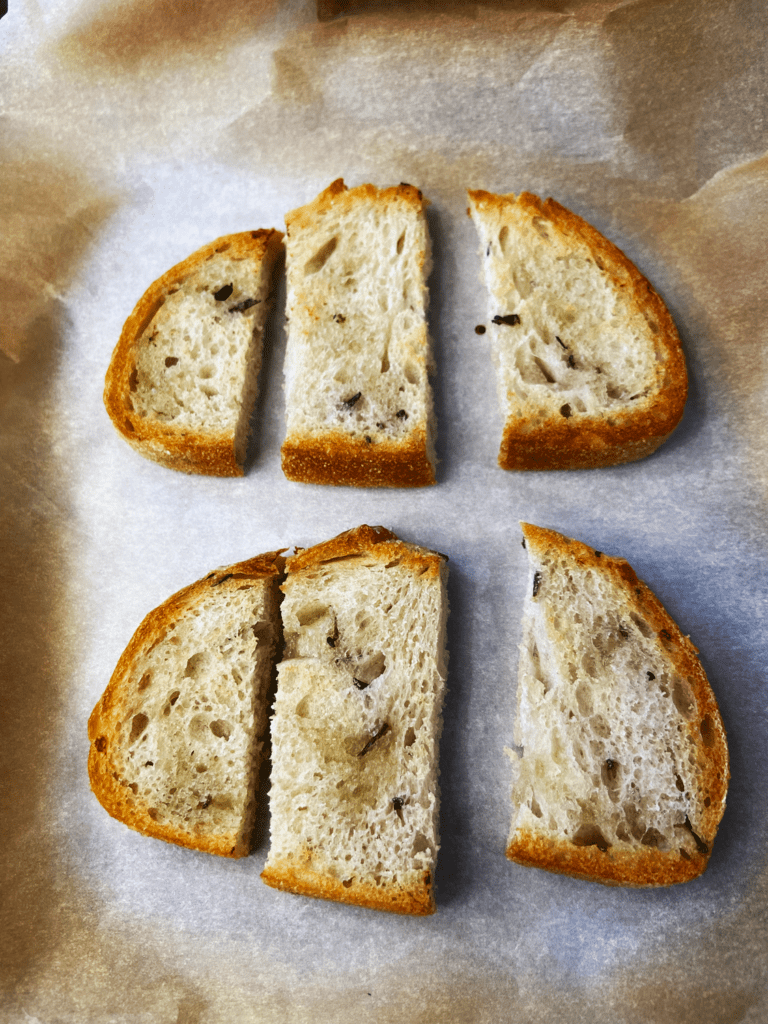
[619,626,630,639]
[211,573,234,587]
[144,760,154,767]
[606,758,616,770]
[475,324,486,335]
[647,671,656,680]
[165,356,178,367]
[521,538,526,549]
[376,421,386,429]
[660,629,672,641]
[568,354,576,368]
[228,297,260,313]
[492,313,521,326]
[353,678,369,690]
[532,571,542,597]
[392,797,404,810]
[556,336,568,349]
[213,284,233,301]
[333,313,346,323]
[396,409,408,420]
[594,551,602,557]
[365,436,372,444]
[326,636,336,647]
[358,722,390,757]
[341,391,362,409]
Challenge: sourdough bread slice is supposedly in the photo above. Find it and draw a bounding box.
[281,179,436,487]
[261,525,449,914]
[104,229,283,476]
[88,552,285,857]
[467,190,687,470]
[508,523,728,885]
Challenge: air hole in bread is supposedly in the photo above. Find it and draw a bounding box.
[403,727,416,747]
[138,673,152,692]
[671,678,695,718]
[210,719,232,740]
[295,603,331,627]
[124,418,135,433]
[498,225,509,253]
[129,713,149,743]
[403,361,419,385]
[699,715,715,748]
[396,232,405,255]
[571,824,611,851]
[629,613,653,638]
[532,357,556,384]
[304,237,338,275]
[413,832,430,854]
[184,653,209,679]
[164,356,178,368]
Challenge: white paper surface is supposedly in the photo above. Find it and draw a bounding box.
[2,1,767,1021]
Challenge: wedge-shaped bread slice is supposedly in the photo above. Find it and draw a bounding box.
[508,523,728,885]
[104,229,283,476]
[281,179,436,487]
[88,553,284,857]
[467,190,687,470]
[261,526,449,914]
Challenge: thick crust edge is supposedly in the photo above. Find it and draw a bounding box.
[467,190,688,471]
[104,229,284,477]
[261,854,435,916]
[510,523,729,885]
[87,551,286,858]
[281,429,436,488]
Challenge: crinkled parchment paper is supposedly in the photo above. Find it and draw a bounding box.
[2,1,767,1021]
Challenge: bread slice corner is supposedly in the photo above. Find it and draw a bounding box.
[467,189,687,470]
[280,180,437,488]
[507,522,728,885]
[261,524,449,913]
[104,229,284,476]
[88,551,285,857]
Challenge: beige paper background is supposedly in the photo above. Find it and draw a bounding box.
[2,1,767,1021]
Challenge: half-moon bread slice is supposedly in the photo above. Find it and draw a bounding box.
[104,229,283,476]
[88,552,285,857]
[281,179,437,487]
[261,525,449,913]
[508,523,728,885]
[467,190,687,470]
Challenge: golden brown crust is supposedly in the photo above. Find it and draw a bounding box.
[261,853,435,916]
[510,524,729,886]
[285,523,444,580]
[285,178,428,236]
[506,828,709,887]
[104,229,284,477]
[87,551,286,858]
[467,190,688,471]
[281,428,436,488]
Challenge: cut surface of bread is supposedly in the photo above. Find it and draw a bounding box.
[467,190,687,470]
[508,523,728,886]
[281,179,436,487]
[104,229,284,476]
[261,525,449,914]
[88,552,285,857]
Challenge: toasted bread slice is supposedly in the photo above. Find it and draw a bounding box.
[281,179,436,487]
[467,190,687,470]
[507,523,728,885]
[261,526,449,914]
[88,553,285,857]
[104,229,283,476]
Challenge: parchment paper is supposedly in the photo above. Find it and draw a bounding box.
[2,1,767,1021]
